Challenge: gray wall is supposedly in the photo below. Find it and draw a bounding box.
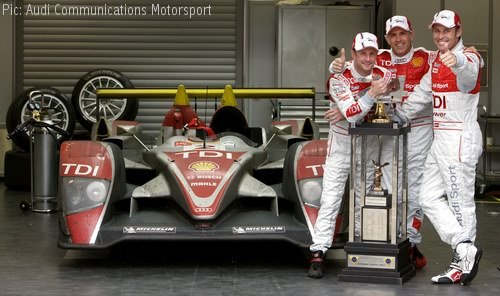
[394,0,493,111]
[243,0,277,129]
[0,4,13,126]
[492,0,500,115]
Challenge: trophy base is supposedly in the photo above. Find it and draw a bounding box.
[338,238,415,284]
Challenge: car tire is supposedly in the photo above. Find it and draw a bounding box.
[6,86,76,152]
[4,150,31,191]
[71,69,138,130]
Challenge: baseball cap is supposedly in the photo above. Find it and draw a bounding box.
[385,16,412,34]
[352,32,379,51]
[429,10,462,28]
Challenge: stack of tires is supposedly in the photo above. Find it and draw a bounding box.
[4,69,138,190]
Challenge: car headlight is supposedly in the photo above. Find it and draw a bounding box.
[61,177,110,214]
[299,179,322,206]
[86,181,107,202]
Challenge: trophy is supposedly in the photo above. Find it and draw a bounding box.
[368,74,397,124]
[340,121,414,284]
[362,160,391,242]
[369,101,391,123]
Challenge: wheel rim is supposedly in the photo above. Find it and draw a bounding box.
[78,76,128,123]
[21,93,71,140]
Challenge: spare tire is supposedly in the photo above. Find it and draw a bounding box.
[72,69,138,130]
[6,86,75,152]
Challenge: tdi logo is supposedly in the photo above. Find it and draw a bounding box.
[433,95,447,109]
[306,164,325,176]
[175,150,234,159]
[61,163,99,176]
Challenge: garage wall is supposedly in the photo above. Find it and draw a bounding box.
[493,0,500,115]
[18,0,239,141]
[243,0,276,130]
[394,0,492,110]
[0,1,14,126]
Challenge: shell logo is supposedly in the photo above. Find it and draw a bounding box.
[411,57,424,68]
[189,161,219,172]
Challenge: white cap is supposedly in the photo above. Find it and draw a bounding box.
[429,10,462,29]
[385,16,412,34]
[352,32,379,51]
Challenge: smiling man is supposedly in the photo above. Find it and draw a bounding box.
[395,10,483,285]
[308,32,391,279]
[328,16,436,270]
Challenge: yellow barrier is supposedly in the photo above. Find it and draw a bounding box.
[96,87,315,99]
[95,86,317,122]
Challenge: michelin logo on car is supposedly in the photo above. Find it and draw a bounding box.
[123,226,176,234]
[232,226,286,234]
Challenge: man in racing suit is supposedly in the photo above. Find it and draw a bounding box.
[394,10,483,285]
[308,32,391,278]
[327,16,435,269]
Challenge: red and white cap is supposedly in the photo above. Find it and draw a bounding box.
[429,10,462,28]
[385,16,412,34]
[352,32,379,51]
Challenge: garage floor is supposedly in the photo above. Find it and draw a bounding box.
[0,181,499,296]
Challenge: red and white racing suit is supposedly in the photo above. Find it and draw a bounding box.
[310,64,391,253]
[395,39,482,249]
[377,47,435,245]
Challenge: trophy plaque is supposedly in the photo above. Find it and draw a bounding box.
[339,122,415,285]
[362,161,391,242]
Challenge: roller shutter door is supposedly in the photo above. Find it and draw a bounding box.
[20,0,238,141]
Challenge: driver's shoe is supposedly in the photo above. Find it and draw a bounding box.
[431,252,462,284]
[456,241,482,286]
[410,245,427,269]
[308,250,325,279]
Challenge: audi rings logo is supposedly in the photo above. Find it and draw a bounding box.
[194,207,213,213]
[189,161,219,172]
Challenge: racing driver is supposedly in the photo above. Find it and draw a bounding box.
[394,10,483,285]
[328,15,436,270]
[308,32,391,278]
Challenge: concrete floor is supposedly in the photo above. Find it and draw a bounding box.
[0,181,499,296]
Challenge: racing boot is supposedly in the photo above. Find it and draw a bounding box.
[431,251,462,284]
[308,250,325,278]
[409,245,427,269]
[456,241,483,286]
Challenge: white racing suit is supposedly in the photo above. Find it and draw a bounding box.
[394,39,482,249]
[310,64,392,253]
[377,48,435,245]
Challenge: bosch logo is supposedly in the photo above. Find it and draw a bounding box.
[61,163,100,176]
[194,207,213,213]
[187,175,222,180]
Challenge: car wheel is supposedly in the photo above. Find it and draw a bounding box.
[72,69,138,130]
[6,86,76,152]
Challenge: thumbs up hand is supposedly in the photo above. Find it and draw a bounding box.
[440,49,457,68]
[329,48,346,73]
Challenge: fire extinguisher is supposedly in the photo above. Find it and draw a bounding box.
[7,91,69,212]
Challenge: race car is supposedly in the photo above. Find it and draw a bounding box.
[57,86,348,250]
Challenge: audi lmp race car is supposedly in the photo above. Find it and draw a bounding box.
[57,86,347,250]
